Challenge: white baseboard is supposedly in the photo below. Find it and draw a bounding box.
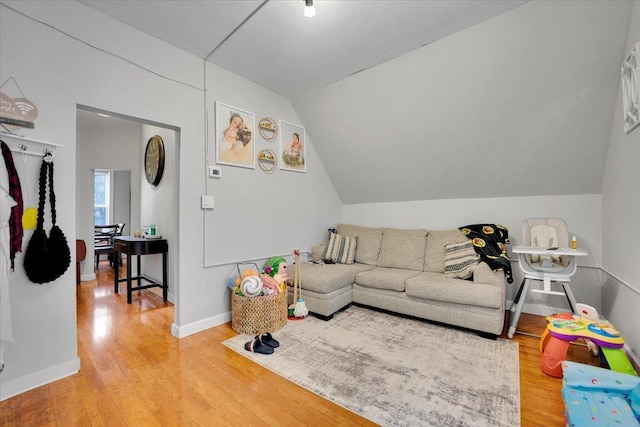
[624,345,640,373]
[0,357,80,402]
[506,300,570,317]
[81,273,96,281]
[171,311,231,338]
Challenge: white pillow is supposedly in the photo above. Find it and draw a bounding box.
[443,241,480,280]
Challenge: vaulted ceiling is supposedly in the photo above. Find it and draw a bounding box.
[78,0,527,99]
[77,0,634,204]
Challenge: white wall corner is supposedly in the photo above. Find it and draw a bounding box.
[0,357,80,402]
[624,344,640,375]
[81,273,97,282]
[171,311,232,339]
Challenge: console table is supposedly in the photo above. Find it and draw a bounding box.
[114,236,168,304]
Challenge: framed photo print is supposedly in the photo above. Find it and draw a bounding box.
[279,120,306,172]
[215,102,255,169]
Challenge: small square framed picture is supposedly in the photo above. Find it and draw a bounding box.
[279,120,306,173]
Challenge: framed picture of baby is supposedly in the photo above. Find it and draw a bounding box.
[279,120,306,172]
[215,102,256,169]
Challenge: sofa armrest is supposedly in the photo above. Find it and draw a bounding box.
[473,261,506,288]
[309,242,328,262]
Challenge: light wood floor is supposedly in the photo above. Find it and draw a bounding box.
[1,263,600,426]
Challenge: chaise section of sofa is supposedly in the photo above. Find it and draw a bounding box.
[296,224,508,336]
[297,262,375,320]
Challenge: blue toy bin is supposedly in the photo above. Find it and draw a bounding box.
[562,361,640,426]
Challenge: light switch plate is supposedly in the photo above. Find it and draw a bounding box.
[201,195,214,209]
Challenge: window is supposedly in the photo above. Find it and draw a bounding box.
[94,170,111,225]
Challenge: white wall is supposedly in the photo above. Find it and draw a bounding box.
[76,122,142,280]
[203,64,342,268]
[0,0,341,399]
[601,1,640,357]
[0,0,198,400]
[0,133,77,398]
[179,63,343,334]
[140,124,178,302]
[342,194,602,314]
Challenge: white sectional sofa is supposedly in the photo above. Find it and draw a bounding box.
[297,224,509,337]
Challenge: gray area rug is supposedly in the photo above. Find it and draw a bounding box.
[223,305,520,426]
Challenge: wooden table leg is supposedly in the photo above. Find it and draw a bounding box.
[127,253,133,304]
[162,250,168,301]
[136,254,141,289]
[114,252,119,294]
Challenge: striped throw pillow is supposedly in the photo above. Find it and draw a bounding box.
[444,240,480,279]
[323,233,358,264]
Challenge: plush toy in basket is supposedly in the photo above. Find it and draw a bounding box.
[227,263,261,296]
[260,256,289,295]
[228,260,288,355]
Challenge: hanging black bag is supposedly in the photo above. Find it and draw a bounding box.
[24,158,71,284]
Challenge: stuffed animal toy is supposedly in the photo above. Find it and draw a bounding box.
[261,256,289,293]
[233,268,259,296]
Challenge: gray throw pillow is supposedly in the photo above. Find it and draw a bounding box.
[323,233,358,264]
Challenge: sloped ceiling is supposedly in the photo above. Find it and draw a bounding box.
[77,0,526,99]
[76,0,633,205]
[293,0,633,203]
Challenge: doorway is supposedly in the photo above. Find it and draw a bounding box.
[75,105,179,306]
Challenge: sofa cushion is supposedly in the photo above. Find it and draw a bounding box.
[298,262,375,294]
[323,233,357,264]
[473,261,506,288]
[424,229,468,273]
[337,224,383,265]
[405,272,502,308]
[376,228,428,271]
[308,242,328,262]
[355,267,422,292]
[443,240,480,279]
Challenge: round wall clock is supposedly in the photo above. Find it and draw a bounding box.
[144,135,165,186]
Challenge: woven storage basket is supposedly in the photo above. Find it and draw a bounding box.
[231,290,287,334]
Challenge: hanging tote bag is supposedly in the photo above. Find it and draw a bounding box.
[23,158,71,284]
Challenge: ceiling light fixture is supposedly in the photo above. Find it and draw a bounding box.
[304,0,316,18]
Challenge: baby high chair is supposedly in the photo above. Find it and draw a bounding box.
[507,218,580,339]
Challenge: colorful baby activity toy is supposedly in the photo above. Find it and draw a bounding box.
[540,304,636,378]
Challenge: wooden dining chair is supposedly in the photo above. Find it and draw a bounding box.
[114,223,126,266]
[94,224,119,269]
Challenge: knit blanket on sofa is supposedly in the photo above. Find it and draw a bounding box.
[459,224,513,283]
